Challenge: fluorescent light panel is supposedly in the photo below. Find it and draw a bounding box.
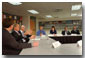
[71,13,77,16]
[78,14,82,16]
[27,10,39,14]
[46,15,52,18]
[8,2,22,5]
[72,5,81,10]
[71,13,82,17]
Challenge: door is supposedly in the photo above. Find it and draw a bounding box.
[30,19,36,35]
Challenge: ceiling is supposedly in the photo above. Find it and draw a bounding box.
[2,2,82,20]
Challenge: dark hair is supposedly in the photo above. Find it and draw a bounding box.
[51,26,56,30]
[40,25,43,27]
[13,23,19,28]
[2,18,14,28]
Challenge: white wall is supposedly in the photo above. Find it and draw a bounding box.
[22,16,30,30]
[36,18,39,33]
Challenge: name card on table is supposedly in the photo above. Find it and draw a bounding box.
[77,40,82,47]
[52,41,61,48]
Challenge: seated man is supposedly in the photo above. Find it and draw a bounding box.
[19,25,35,43]
[37,25,46,36]
[71,26,80,34]
[62,27,71,35]
[2,18,38,55]
[11,24,24,43]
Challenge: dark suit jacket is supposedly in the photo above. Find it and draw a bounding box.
[62,30,71,35]
[19,31,32,43]
[11,31,24,43]
[2,28,32,55]
[71,30,80,34]
[50,30,57,34]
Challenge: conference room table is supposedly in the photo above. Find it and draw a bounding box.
[48,34,82,44]
[20,36,82,55]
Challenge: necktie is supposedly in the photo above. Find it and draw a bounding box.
[16,31,20,35]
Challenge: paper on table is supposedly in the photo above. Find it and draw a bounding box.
[56,34,63,36]
[32,39,40,40]
[71,34,77,36]
[52,41,61,48]
[48,34,63,37]
[48,34,56,37]
[77,40,82,47]
[41,35,46,37]
[31,37,40,40]
[48,35,53,36]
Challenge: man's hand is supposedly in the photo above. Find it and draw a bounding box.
[25,30,33,35]
[30,35,36,39]
[32,42,39,47]
[40,33,43,36]
[29,30,33,35]
[24,30,30,35]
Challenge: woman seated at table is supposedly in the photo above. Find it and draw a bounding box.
[50,26,57,35]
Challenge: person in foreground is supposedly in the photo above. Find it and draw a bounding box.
[62,27,71,35]
[37,25,46,36]
[71,26,80,34]
[50,26,57,35]
[2,18,38,55]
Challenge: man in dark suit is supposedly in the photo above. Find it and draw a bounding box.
[2,18,39,55]
[11,24,25,43]
[71,26,80,34]
[62,27,71,35]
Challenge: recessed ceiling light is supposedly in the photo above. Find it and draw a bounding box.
[27,10,39,14]
[78,14,82,16]
[71,13,77,16]
[46,15,52,18]
[72,5,81,10]
[8,2,22,5]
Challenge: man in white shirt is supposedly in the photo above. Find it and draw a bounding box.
[19,25,35,43]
